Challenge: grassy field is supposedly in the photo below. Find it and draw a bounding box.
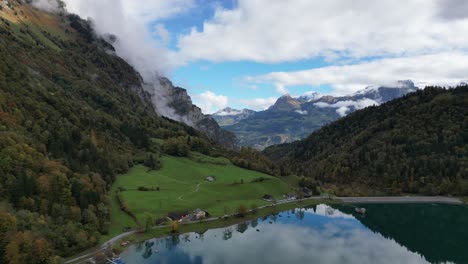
[103,154,291,241]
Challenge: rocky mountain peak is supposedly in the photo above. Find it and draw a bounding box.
[155,77,238,149]
[268,94,302,112]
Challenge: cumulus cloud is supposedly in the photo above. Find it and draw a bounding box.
[315,98,379,117]
[237,97,277,111]
[247,52,468,96]
[175,0,468,64]
[193,91,229,114]
[62,0,193,78]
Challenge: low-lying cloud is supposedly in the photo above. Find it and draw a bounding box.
[55,0,200,120]
[315,98,379,117]
[193,91,229,114]
[237,97,278,111]
[30,0,60,11]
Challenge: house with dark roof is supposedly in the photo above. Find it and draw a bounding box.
[262,194,274,202]
[168,211,189,221]
[302,187,313,197]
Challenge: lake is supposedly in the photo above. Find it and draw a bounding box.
[120,203,468,264]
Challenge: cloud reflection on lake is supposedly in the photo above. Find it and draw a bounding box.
[121,205,429,264]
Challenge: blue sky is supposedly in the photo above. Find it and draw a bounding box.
[144,0,341,111]
[64,0,468,113]
[153,0,334,111]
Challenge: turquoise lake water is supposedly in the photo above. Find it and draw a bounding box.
[121,203,468,264]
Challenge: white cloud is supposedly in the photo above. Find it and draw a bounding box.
[176,0,468,64]
[63,0,194,78]
[154,23,171,45]
[193,91,229,114]
[315,98,380,117]
[295,110,308,115]
[61,0,196,119]
[31,0,60,12]
[64,0,194,24]
[237,97,277,111]
[436,0,468,20]
[247,52,468,96]
[274,83,289,94]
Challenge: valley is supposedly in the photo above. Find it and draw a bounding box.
[105,153,291,241]
[213,82,417,149]
[1,1,467,264]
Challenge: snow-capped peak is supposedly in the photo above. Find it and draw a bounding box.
[298,91,322,102]
[214,107,252,116]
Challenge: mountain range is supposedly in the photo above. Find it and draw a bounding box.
[263,85,468,196]
[213,81,417,149]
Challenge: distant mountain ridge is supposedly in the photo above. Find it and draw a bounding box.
[213,81,418,149]
[263,85,468,196]
[213,107,255,126]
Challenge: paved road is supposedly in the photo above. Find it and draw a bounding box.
[339,196,463,204]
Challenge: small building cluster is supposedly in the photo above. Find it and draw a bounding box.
[283,192,297,200]
[302,187,313,197]
[168,208,210,222]
[262,194,274,202]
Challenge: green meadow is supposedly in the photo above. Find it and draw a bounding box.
[103,153,291,241]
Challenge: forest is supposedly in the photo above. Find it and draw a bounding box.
[264,86,468,196]
[0,2,279,262]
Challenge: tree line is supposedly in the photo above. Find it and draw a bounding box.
[264,86,468,196]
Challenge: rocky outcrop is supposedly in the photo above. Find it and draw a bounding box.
[267,94,302,112]
[156,77,238,149]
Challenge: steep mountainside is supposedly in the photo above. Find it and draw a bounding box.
[212,107,255,126]
[264,86,468,196]
[0,1,244,262]
[220,82,417,149]
[158,78,238,149]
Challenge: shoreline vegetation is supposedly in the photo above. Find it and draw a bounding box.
[113,198,333,252]
[65,198,334,264]
[65,196,464,264]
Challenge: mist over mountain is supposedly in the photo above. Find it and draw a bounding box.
[158,77,237,148]
[214,81,417,149]
[213,107,256,126]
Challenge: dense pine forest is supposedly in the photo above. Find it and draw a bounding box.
[264,86,468,196]
[0,2,282,262]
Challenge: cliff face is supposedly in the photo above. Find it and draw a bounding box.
[157,77,238,149]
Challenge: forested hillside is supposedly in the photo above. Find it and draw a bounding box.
[0,1,275,262]
[264,86,468,196]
